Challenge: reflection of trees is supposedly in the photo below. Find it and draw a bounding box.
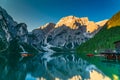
[0,54,87,80]
[7,39,21,67]
[0,56,46,80]
[0,52,113,80]
[0,57,27,80]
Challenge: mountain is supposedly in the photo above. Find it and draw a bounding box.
[77,11,120,54]
[96,19,108,27]
[0,6,107,52]
[0,6,108,53]
[31,23,55,45]
[31,16,107,50]
[0,7,28,45]
[0,7,28,43]
[0,6,112,80]
[0,7,38,59]
[107,11,120,29]
[77,11,120,78]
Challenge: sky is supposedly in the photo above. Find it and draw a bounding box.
[0,0,120,31]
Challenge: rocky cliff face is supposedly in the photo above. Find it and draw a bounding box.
[0,6,108,50]
[31,23,55,49]
[32,16,107,49]
[0,7,28,43]
[0,6,111,80]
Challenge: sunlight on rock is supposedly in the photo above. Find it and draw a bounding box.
[113,74,119,80]
[89,70,111,80]
[68,75,82,80]
[86,21,98,33]
[55,16,82,29]
[107,25,111,29]
[96,19,108,27]
[55,77,61,80]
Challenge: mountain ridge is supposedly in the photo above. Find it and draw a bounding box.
[77,11,120,54]
[77,11,120,79]
[31,15,107,50]
[0,6,117,80]
[0,6,108,52]
[107,11,120,29]
[0,6,38,55]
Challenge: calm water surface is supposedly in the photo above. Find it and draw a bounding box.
[0,52,120,80]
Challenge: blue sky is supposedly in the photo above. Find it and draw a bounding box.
[0,0,120,31]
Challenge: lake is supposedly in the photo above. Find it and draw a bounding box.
[0,51,119,80]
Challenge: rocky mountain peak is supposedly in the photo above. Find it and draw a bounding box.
[33,22,55,34]
[31,15,108,49]
[96,19,108,27]
[86,20,108,33]
[0,6,109,50]
[86,21,98,33]
[0,6,28,43]
[55,16,104,33]
[55,16,89,29]
[40,23,55,29]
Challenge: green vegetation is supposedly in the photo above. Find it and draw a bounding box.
[20,43,38,54]
[7,39,21,66]
[50,47,74,52]
[77,11,120,54]
[77,11,120,79]
[0,38,38,65]
[77,26,120,79]
[0,38,7,52]
[77,26,120,54]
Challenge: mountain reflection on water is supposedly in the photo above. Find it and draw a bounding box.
[0,52,110,80]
